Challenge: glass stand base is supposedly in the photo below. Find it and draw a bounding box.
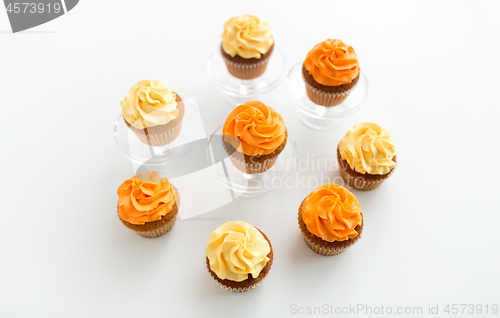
[207,48,286,107]
[207,126,297,198]
[113,97,207,175]
[287,62,368,130]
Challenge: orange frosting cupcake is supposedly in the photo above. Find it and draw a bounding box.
[223,100,286,156]
[117,171,176,226]
[298,184,364,256]
[302,184,363,242]
[304,39,360,86]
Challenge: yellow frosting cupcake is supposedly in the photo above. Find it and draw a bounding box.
[338,122,397,190]
[206,221,273,292]
[220,15,275,79]
[120,79,185,146]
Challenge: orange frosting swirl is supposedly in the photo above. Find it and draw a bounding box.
[302,184,362,242]
[304,39,360,86]
[223,100,286,156]
[117,171,176,225]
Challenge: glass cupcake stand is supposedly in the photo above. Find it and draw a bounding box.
[207,48,286,106]
[287,62,369,130]
[114,97,205,176]
[207,126,297,198]
[115,101,296,208]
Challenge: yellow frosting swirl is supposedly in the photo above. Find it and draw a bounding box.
[120,79,179,129]
[302,184,363,242]
[206,221,270,282]
[222,15,273,59]
[339,122,397,175]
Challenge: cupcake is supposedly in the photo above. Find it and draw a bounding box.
[221,15,274,80]
[222,100,287,174]
[338,122,397,190]
[117,171,178,238]
[206,221,273,292]
[121,79,184,146]
[298,184,363,256]
[303,39,360,106]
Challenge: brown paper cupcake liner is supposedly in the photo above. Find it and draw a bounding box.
[133,120,183,147]
[303,78,357,107]
[298,199,363,256]
[124,93,185,147]
[209,274,263,293]
[227,153,278,174]
[302,234,351,256]
[134,216,176,238]
[222,140,279,174]
[222,55,270,80]
[337,147,397,191]
[118,196,179,239]
[339,166,386,191]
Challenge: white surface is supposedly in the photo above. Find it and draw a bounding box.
[1,1,499,317]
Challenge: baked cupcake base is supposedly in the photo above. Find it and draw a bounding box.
[298,198,363,256]
[222,129,287,174]
[124,94,184,146]
[302,64,359,107]
[119,202,178,238]
[337,147,396,191]
[221,42,274,80]
[206,228,273,292]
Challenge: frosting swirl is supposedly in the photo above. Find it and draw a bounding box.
[120,79,179,129]
[339,122,396,175]
[304,39,360,86]
[206,221,270,282]
[117,171,176,225]
[223,100,286,156]
[302,184,363,242]
[222,15,274,59]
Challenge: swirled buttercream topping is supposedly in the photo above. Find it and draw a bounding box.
[223,100,286,156]
[339,122,396,175]
[304,39,360,86]
[117,171,176,225]
[206,221,270,282]
[121,79,178,129]
[222,15,273,59]
[302,184,363,242]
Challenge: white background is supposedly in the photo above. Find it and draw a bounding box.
[1,1,500,317]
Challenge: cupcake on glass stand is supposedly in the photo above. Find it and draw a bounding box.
[208,100,297,197]
[287,39,369,130]
[120,79,184,146]
[114,79,206,175]
[207,15,286,106]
